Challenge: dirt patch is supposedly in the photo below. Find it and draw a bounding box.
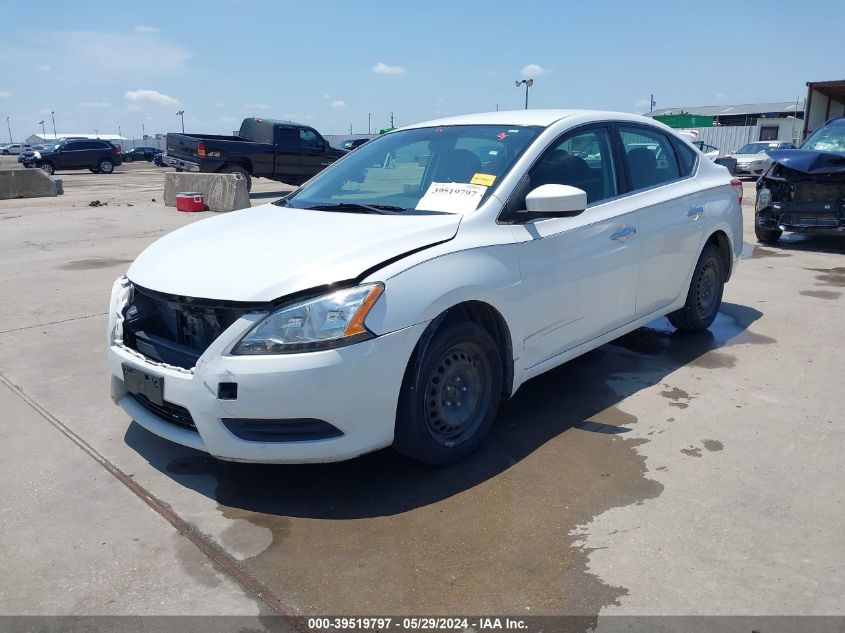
[660,386,692,409]
[680,446,703,458]
[799,290,842,300]
[58,257,132,270]
[742,243,792,260]
[689,350,737,369]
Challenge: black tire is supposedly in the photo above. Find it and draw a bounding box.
[755,222,782,244]
[393,321,502,465]
[89,168,100,173]
[668,244,725,332]
[222,164,252,191]
[98,159,115,174]
[40,162,54,176]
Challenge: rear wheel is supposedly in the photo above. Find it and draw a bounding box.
[668,244,725,332]
[221,165,252,191]
[394,321,502,465]
[98,159,115,174]
[40,162,54,176]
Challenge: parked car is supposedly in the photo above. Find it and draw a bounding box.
[755,116,845,243]
[153,152,167,167]
[108,110,742,465]
[729,141,796,176]
[1,143,32,155]
[338,138,369,151]
[164,117,345,190]
[691,140,719,160]
[22,138,122,175]
[122,146,162,162]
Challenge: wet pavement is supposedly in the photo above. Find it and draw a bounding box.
[1,171,844,619]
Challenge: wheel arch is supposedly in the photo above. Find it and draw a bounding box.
[706,229,733,282]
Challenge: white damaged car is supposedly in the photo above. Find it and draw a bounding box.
[108,110,742,465]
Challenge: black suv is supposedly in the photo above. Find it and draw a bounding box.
[23,139,122,175]
[122,146,162,162]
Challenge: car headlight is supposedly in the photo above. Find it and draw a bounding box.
[232,283,384,355]
[756,187,772,212]
[108,275,132,345]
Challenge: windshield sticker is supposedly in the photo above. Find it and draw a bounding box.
[470,173,497,187]
[416,182,488,214]
[496,132,508,141]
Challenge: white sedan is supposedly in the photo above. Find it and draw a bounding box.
[108,110,742,465]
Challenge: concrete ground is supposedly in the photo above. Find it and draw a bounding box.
[0,159,843,624]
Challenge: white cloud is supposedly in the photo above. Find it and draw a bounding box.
[485,70,498,76]
[323,93,331,99]
[126,104,143,112]
[521,64,549,78]
[216,116,237,124]
[214,102,224,108]
[36,65,50,72]
[329,100,346,108]
[372,62,407,75]
[633,98,650,114]
[244,102,271,110]
[134,25,160,33]
[125,89,180,108]
[0,90,10,98]
[80,101,111,109]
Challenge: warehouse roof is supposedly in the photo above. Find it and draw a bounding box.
[650,101,803,117]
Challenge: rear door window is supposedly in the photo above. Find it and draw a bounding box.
[619,127,682,190]
[274,127,298,152]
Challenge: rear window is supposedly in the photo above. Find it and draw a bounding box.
[673,138,698,176]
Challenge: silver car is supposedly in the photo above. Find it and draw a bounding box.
[729,141,795,176]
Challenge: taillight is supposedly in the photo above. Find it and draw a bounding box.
[730,178,743,205]
[197,141,206,159]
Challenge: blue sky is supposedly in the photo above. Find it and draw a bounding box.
[2,0,843,140]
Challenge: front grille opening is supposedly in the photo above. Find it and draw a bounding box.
[130,393,197,432]
[122,286,251,369]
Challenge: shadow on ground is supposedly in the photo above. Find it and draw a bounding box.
[126,303,765,521]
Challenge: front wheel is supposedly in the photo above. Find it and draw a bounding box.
[755,222,782,244]
[668,244,725,332]
[98,159,115,174]
[394,321,502,465]
[221,165,252,191]
[40,162,54,176]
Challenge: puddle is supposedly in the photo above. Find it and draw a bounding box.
[799,290,842,300]
[703,439,724,452]
[59,257,132,270]
[741,242,791,259]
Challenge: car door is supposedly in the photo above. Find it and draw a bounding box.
[616,124,705,318]
[273,126,300,180]
[298,128,332,179]
[508,125,640,369]
[54,141,78,169]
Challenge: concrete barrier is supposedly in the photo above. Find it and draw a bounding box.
[0,169,60,200]
[163,172,250,213]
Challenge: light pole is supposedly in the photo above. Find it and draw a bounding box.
[51,111,56,138]
[368,112,371,135]
[38,120,46,137]
[176,110,185,133]
[6,116,11,143]
[649,94,656,114]
[515,79,534,110]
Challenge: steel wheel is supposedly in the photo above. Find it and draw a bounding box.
[99,159,114,173]
[425,342,492,447]
[693,259,719,321]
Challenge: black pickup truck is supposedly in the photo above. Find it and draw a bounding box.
[165,117,346,190]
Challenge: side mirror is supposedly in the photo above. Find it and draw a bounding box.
[523,184,587,217]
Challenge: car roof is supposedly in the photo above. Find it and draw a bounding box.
[399,109,662,130]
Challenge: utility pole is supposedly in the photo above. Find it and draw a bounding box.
[176,110,185,133]
[142,123,145,140]
[349,123,352,134]
[649,94,656,114]
[38,120,46,136]
[368,113,371,135]
[515,79,534,109]
[496,104,499,111]
[51,111,56,138]
[390,112,394,128]
[5,116,11,143]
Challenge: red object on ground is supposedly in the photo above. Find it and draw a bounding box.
[175,192,205,212]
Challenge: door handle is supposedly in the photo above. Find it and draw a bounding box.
[610,226,637,241]
[687,205,704,219]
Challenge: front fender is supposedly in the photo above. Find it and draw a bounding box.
[364,246,523,353]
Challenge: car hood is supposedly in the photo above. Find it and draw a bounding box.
[766,149,845,174]
[127,203,462,302]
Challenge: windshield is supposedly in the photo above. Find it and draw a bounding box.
[47,142,64,151]
[737,142,779,154]
[282,124,542,214]
[801,119,845,154]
